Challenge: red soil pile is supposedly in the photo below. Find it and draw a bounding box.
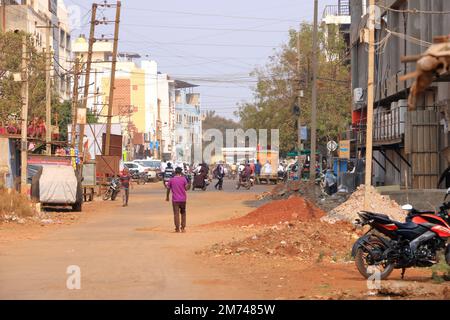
[213,196,325,227]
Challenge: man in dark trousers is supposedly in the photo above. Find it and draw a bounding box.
[214,163,225,190]
[120,167,132,207]
[166,167,190,233]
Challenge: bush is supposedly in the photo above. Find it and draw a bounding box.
[0,188,35,219]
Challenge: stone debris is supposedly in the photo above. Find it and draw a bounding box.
[323,185,406,224]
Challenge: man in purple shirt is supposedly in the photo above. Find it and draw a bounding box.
[166,167,190,233]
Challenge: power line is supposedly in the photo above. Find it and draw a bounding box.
[124,7,302,23]
[378,5,450,15]
[121,23,287,33]
[121,40,278,48]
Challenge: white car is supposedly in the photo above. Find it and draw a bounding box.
[124,162,145,174]
[133,160,161,182]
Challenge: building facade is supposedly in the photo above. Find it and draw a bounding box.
[350,0,450,189]
[174,81,202,164]
[1,0,72,100]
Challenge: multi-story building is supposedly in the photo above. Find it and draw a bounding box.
[350,0,450,189]
[1,0,72,100]
[322,0,351,60]
[174,81,202,164]
[72,37,189,161]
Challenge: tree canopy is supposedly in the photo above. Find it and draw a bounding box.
[236,23,351,156]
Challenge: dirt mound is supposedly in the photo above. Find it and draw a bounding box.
[323,185,405,224]
[257,180,348,213]
[206,219,357,263]
[211,195,325,227]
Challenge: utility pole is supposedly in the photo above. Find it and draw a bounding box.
[79,3,97,155]
[157,98,162,160]
[364,0,376,210]
[104,0,121,156]
[296,25,302,178]
[310,0,318,182]
[45,20,52,155]
[71,58,80,147]
[20,36,29,195]
[1,0,6,33]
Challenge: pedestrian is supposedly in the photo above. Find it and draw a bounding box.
[324,169,338,195]
[166,167,190,233]
[120,167,132,207]
[263,160,272,176]
[255,159,262,184]
[214,162,225,190]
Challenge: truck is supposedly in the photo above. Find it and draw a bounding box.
[29,155,84,212]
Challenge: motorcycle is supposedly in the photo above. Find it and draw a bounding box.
[352,188,450,280]
[192,172,210,191]
[131,170,147,185]
[103,176,121,201]
[236,176,254,190]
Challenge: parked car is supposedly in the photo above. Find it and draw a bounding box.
[31,165,83,212]
[133,160,161,182]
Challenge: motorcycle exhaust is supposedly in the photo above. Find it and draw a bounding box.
[409,231,436,253]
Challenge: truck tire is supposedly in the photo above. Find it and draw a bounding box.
[31,167,43,202]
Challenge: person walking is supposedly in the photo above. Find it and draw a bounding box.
[255,160,262,184]
[120,167,132,207]
[166,167,190,233]
[214,163,225,190]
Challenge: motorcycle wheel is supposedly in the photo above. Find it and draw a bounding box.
[354,238,394,280]
[103,189,112,201]
[111,190,119,201]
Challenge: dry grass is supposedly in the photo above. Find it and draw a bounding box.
[0,188,36,220]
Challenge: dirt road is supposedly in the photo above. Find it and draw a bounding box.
[0,181,272,299]
[1,180,448,300]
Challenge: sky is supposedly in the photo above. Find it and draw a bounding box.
[65,0,337,120]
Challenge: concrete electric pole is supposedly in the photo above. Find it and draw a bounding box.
[45,20,52,155]
[364,0,376,210]
[79,3,97,156]
[71,58,80,147]
[20,36,29,194]
[310,0,319,182]
[104,0,121,156]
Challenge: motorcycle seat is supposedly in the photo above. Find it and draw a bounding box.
[411,209,435,215]
[394,221,418,229]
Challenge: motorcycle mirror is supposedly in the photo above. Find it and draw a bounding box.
[401,204,413,211]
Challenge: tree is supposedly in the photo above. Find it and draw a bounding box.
[202,110,241,133]
[0,31,48,123]
[236,23,351,156]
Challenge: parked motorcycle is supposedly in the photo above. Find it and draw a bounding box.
[103,176,121,201]
[352,189,450,280]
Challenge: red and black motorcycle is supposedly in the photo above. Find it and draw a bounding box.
[352,189,450,280]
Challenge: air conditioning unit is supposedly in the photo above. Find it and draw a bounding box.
[353,88,365,103]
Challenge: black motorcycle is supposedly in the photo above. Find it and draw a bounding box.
[352,189,450,280]
[103,176,120,201]
[130,169,147,185]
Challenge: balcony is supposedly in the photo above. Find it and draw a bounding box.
[322,2,351,26]
[373,105,407,145]
[352,105,407,148]
[323,2,350,18]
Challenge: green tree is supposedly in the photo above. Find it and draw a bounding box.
[0,31,48,122]
[236,23,351,156]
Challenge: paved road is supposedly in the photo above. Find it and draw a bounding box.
[0,180,270,299]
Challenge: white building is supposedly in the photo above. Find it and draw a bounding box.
[1,0,73,100]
